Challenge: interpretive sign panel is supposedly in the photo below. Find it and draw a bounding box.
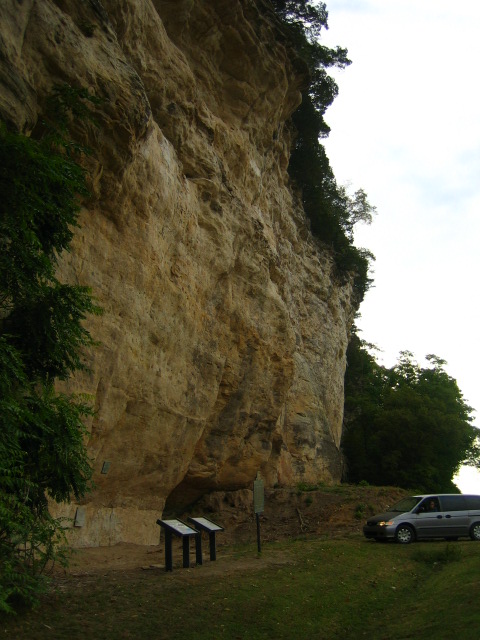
[253,478,264,514]
[188,517,224,563]
[156,519,199,571]
[159,519,198,536]
[188,517,224,532]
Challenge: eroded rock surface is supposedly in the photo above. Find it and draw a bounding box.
[0,0,356,545]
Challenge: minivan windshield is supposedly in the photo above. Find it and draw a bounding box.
[387,496,422,513]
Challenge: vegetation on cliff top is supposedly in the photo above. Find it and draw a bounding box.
[0,87,100,613]
[268,0,375,301]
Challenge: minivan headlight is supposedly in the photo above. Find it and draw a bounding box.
[378,520,394,526]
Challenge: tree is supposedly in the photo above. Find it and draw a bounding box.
[0,88,100,613]
[343,338,478,492]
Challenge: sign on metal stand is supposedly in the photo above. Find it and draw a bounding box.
[188,517,224,564]
[156,519,199,571]
[253,473,264,553]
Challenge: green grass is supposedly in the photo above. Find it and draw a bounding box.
[2,536,480,639]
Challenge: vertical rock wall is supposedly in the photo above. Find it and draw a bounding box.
[0,0,356,545]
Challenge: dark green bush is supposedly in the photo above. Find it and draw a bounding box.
[0,87,100,613]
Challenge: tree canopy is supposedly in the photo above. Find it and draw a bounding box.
[343,334,479,492]
[0,87,100,613]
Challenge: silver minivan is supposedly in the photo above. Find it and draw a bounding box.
[363,494,480,544]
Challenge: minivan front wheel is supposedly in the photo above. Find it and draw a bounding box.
[395,524,415,544]
[469,522,480,541]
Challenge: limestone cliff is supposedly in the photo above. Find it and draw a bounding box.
[0,0,356,545]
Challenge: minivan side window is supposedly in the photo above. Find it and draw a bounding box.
[440,495,467,511]
[416,497,440,513]
[465,496,480,510]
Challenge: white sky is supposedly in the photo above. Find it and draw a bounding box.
[319,0,480,492]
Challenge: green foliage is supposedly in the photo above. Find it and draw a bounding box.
[354,502,368,519]
[297,482,318,492]
[43,83,102,152]
[343,333,478,491]
[271,1,350,132]
[0,88,100,613]
[268,1,375,301]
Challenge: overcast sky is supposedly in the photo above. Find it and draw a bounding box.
[319,0,480,492]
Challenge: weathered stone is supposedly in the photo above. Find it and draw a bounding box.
[0,0,356,546]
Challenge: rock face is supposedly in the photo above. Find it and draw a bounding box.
[0,0,356,545]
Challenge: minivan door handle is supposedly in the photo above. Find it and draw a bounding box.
[436,515,443,519]
[445,514,452,519]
